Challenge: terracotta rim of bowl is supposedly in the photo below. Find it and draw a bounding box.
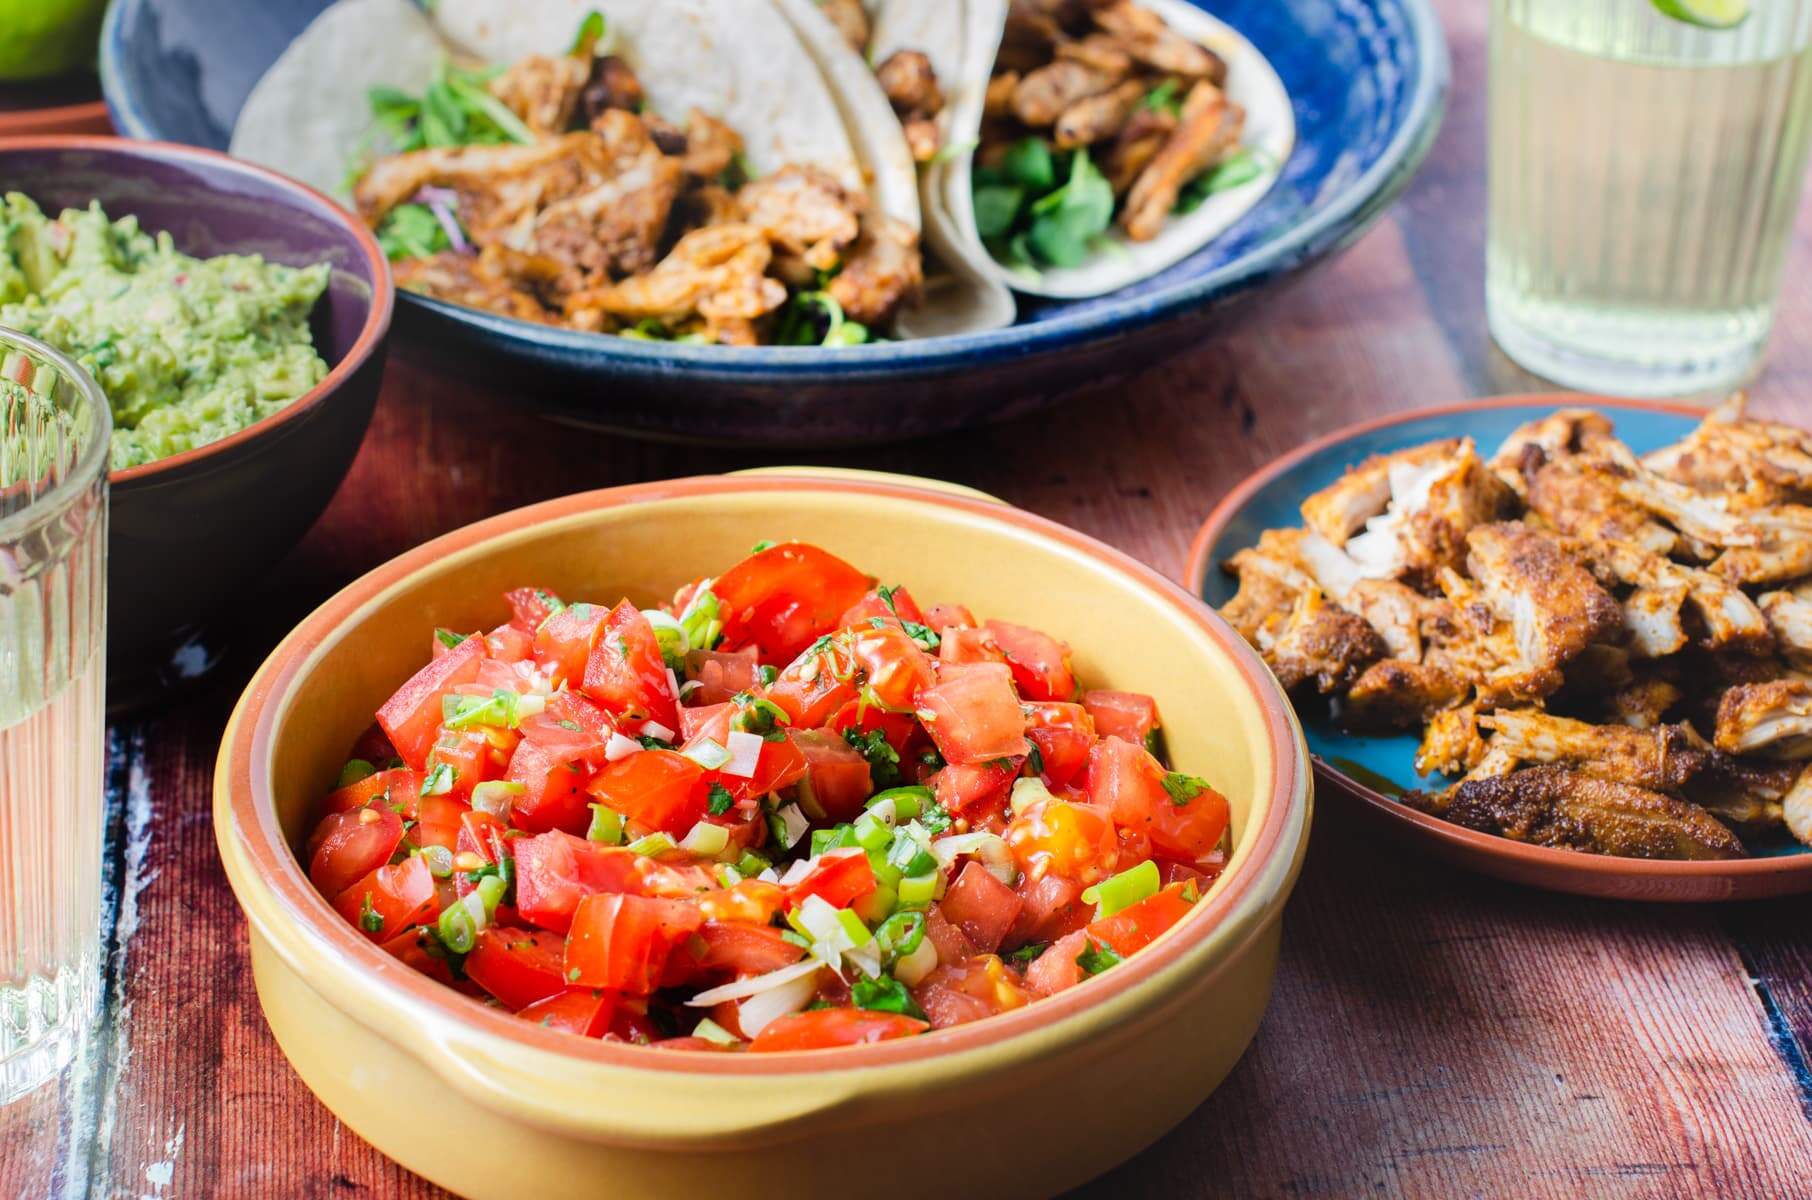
[0,97,110,137]
[222,473,1309,1074]
[0,135,394,486]
[1185,392,1812,890]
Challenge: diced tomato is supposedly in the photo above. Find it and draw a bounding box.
[1023,929,1091,996]
[349,723,398,768]
[763,639,859,729]
[381,927,460,986]
[747,1008,927,1052]
[911,956,1032,1030]
[985,620,1076,702]
[505,586,564,633]
[923,602,977,633]
[505,738,592,835]
[332,855,437,941]
[454,811,512,896]
[931,758,1019,818]
[565,893,705,993]
[518,986,618,1037]
[837,585,926,631]
[924,906,978,966]
[465,927,569,1009]
[732,734,809,802]
[714,543,873,663]
[938,625,1006,666]
[518,692,617,769]
[697,878,789,926]
[413,793,469,851]
[679,704,733,752]
[586,749,706,835]
[607,997,664,1045]
[1086,738,1230,867]
[307,807,405,898]
[513,831,647,932]
[1162,860,1217,892]
[689,921,805,976]
[686,647,762,706]
[915,663,1029,765]
[1007,873,1091,946]
[582,601,679,729]
[1005,799,1118,885]
[376,635,486,770]
[321,766,410,815]
[786,846,877,909]
[789,729,873,822]
[1083,690,1162,750]
[1028,726,1092,790]
[429,727,511,800]
[1086,882,1197,957]
[846,623,936,711]
[484,622,534,663]
[534,602,609,687]
[939,861,1022,953]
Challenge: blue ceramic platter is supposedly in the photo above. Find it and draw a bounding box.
[100,0,1448,446]
[1190,397,1812,898]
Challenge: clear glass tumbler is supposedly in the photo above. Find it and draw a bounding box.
[1488,0,1812,396]
[0,329,109,1103]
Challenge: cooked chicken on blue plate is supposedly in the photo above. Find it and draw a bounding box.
[1220,395,1812,861]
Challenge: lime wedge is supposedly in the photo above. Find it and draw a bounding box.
[1650,0,1750,28]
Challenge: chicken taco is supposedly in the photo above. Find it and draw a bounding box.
[231,0,927,347]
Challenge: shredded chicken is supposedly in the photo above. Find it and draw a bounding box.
[562,223,787,345]
[817,0,871,53]
[1479,709,1708,792]
[1715,680,1812,759]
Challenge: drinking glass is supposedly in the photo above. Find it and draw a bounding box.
[0,328,109,1103]
[1488,0,1812,396]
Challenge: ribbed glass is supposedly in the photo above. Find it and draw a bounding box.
[0,329,109,1104]
[1488,0,1812,395]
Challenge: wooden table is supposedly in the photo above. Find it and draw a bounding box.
[10,2,1812,1195]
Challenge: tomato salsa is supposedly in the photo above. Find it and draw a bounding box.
[304,541,1231,1052]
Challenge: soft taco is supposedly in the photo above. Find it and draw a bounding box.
[231,0,926,347]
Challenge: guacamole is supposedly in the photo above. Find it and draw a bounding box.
[0,194,332,470]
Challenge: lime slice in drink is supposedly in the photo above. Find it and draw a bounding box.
[1650,0,1750,28]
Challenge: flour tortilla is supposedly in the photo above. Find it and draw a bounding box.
[230,0,444,196]
[433,0,868,194]
[938,0,1296,300]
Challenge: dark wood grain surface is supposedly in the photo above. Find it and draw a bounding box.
[8,2,1812,1195]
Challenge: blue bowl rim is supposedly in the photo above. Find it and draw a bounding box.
[1184,393,1812,890]
[0,134,396,485]
[100,0,1450,379]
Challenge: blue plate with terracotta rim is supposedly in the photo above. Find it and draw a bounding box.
[100,0,1448,446]
[1186,395,1812,902]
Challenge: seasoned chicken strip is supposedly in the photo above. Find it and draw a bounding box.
[1265,590,1387,694]
[1527,455,1677,556]
[1405,765,1744,860]
[1091,1,1228,81]
[1012,59,1119,126]
[1416,704,1488,776]
[1314,439,1516,586]
[1571,536,1773,656]
[1784,765,1812,846]
[1055,80,1147,149]
[1685,754,1798,829]
[824,214,923,328]
[562,223,786,345]
[1478,709,1708,792]
[1604,675,1684,729]
[1489,408,1620,497]
[1715,679,1812,758]
[1464,523,1622,679]
[735,165,863,273]
[488,53,588,137]
[1122,81,1242,242]
[1344,659,1467,730]
[1619,584,1690,660]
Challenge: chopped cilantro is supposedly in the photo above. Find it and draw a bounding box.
[851,975,926,1020]
[1162,771,1211,807]
[1006,942,1049,965]
[1025,744,1044,776]
[358,893,384,935]
[637,734,670,750]
[1077,939,1123,976]
[842,726,902,790]
[433,627,468,649]
[421,762,457,796]
[707,782,735,816]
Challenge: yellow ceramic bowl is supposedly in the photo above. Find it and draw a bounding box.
[215,472,1311,1199]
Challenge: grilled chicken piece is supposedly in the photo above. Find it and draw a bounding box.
[1715,680,1812,758]
[876,49,944,119]
[1571,536,1773,656]
[1607,460,1812,569]
[1265,590,1387,694]
[1219,536,1316,647]
[680,109,743,181]
[1760,590,1812,668]
[392,250,557,324]
[1091,2,1228,81]
[1526,455,1677,556]
[1102,106,1175,194]
[562,223,786,345]
[1012,59,1119,126]
[1122,81,1242,241]
[1708,539,1812,587]
[1645,394,1812,502]
[735,165,863,272]
[1464,522,1622,683]
[1347,578,1428,662]
[1344,659,1466,730]
[1488,408,1620,497]
[825,214,923,327]
[1604,675,1684,729]
[818,0,871,52]
[1785,765,1812,845]
[1416,704,1487,776]
[353,136,582,224]
[1405,765,1744,860]
[1314,439,1517,587]
[984,71,1022,120]
[489,53,588,137]
[1685,754,1798,829]
[1422,568,1560,708]
[1055,79,1146,149]
[1619,584,1690,660]
[1054,32,1136,78]
[1478,709,1708,792]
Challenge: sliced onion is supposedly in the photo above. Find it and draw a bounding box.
[932,831,1014,885]
[777,856,816,887]
[604,732,642,762]
[641,719,676,742]
[722,730,763,778]
[736,970,823,1039]
[893,936,939,987]
[775,803,809,850]
[685,956,823,1007]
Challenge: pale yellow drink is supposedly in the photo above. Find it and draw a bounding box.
[1488,0,1812,395]
[0,334,108,1103]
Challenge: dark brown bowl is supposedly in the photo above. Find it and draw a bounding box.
[0,137,394,701]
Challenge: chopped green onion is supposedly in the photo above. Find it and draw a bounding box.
[853,884,898,925]
[866,785,931,821]
[434,628,469,649]
[420,762,457,796]
[732,696,791,736]
[587,803,625,845]
[874,910,927,960]
[421,844,454,878]
[358,893,384,935]
[474,873,507,921]
[470,780,524,817]
[682,738,732,771]
[436,893,485,955]
[678,587,723,652]
[627,832,678,857]
[851,812,893,852]
[443,688,520,731]
[678,822,730,858]
[1081,860,1161,919]
[569,9,606,55]
[810,825,856,857]
[691,1016,739,1046]
[337,759,377,787]
[642,609,689,670]
[735,850,772,878]
[1009,776,1054,816]
[897,872,939,906]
